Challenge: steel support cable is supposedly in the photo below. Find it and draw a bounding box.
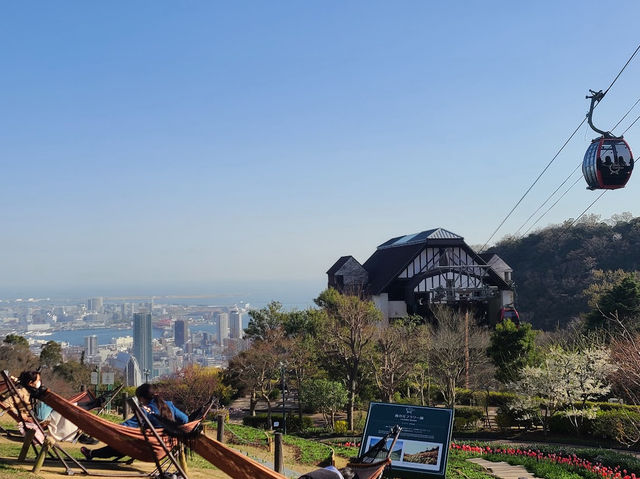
[513,162,582,236]
[603,42,640,96]
[623,112,640,135]
[479,41,640,252]
[521,175,583,237]
[478,117,586,252]
[517,91,640,237]
[612,97,640,132]
[569,190,608,227]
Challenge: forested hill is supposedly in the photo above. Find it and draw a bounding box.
[488,214,640,331]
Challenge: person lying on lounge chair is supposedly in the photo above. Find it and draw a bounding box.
[81,383,187,460]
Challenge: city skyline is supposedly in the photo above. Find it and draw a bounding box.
[2,2,640,293]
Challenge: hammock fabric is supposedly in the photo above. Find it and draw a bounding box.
[67,390,95,404]
[39,388,196,462]
[345,459,391,479]
[191,434,286,479]
[40,388,288,478]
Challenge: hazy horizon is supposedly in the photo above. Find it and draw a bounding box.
[2,2,640,292]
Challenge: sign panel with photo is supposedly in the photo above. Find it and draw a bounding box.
[359,402,453,478]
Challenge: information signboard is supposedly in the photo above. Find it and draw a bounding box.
[359,402,454,479]
[90,372,99,385]
[102,372,114,385]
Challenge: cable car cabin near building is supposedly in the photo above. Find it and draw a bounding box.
[327,228,515,325]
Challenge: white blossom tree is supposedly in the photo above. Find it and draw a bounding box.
[513,345,614,435]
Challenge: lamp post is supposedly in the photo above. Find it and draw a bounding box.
[280,362,286,435]
[143,368,150,383]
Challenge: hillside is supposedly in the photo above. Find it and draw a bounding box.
[488,214,640,330]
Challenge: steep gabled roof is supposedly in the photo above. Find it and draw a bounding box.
[326,256,354,275]
[363,242,425,295]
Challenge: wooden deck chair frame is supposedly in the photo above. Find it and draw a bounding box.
[0,370,89,475]
[125,396,216,479]
[69,384,124,444]
[2,371,163,478]
[127,398,189,479]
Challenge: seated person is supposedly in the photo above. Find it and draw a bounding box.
[81,383,187,460]
[15,370,92,443]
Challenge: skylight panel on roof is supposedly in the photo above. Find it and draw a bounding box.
[393,232,419,246]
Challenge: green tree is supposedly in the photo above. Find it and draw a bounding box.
[302,379,348,428]
[244,301,285,340]
[40,340,63,369]
[586,274,640,331]
[487,319,538,384]
[4,334,29,347]
[315,289,382,430]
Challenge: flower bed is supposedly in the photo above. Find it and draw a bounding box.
[451,443,640,479]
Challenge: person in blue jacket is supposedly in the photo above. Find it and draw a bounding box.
[81,383,188,460]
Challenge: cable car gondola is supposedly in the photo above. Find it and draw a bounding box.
[582,89,634,190]
[499,306,520,325]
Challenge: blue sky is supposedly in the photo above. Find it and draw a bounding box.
[2,1,640,298]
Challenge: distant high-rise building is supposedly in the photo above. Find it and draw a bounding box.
[133,312,153,380]
[87,297,104,313]
[84,335,98,357]
[216,312,229,343]
[229,308,243,339]
[125,355,142,387]
[174,319,188,348]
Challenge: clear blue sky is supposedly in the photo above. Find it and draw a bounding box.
[2,1,640,298]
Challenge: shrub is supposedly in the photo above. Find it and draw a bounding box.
[495,404,537,430]
[454,406,484,431]
[334,420,348,435]
[591,409,640,443]
[242,413,313,432]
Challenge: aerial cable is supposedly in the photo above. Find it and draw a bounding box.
[611,97,640,132]
[569,190,608,227]
[478,118,586,253]
[603,42,640,96]
[516,92,640,236]
[521,175,582,237]
[623,111,640,135]
[513,162,582,236]
[479,41,640,252]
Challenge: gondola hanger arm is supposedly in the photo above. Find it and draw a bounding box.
[586,89,618,138]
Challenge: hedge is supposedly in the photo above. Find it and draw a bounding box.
[548,409,640,443]
[454,406,484,430]
[242,413,313,432]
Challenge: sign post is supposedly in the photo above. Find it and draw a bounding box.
[359,402,454,478]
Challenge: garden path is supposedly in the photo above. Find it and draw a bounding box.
[468,458,544,479]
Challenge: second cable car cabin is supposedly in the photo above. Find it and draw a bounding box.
[582,89,634,190]
[582,137,634,190]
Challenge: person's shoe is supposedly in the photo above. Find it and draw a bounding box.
[80,447,92,461]
[79,434,99,445]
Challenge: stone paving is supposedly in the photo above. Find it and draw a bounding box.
[468,458,544,479]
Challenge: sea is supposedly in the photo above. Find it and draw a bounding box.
[32,323,221,347]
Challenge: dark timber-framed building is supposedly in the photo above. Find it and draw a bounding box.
[327,228,514,324]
